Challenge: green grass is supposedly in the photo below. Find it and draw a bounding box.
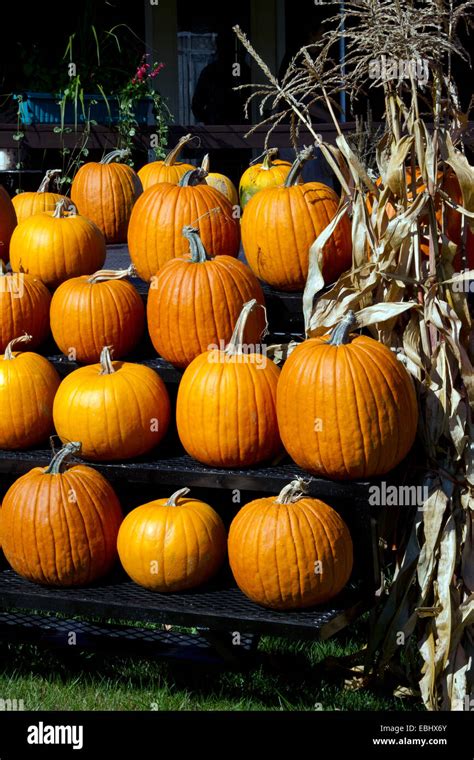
[0,618,423,711]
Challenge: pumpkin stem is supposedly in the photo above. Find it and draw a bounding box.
[328,311,358,346]
[261,148,279,170]
[88,264,136,284]
[182,226,210,263]
[37,168,61,193]
[100,149,130,165]
[284,145,315,187]
[200,154,210,173]
[163,134,198,166]
[3,334,32,360]
[44,441,82,475]
[225,299,268,356]
[179,168,208,187]
[99,346,116,375]
[275,479,310,504]
[166,488,191,506]
[52,199,77,218]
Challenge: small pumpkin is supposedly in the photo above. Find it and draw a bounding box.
[228,479,353,610]
[239,148,292,209]
[117,487,227,591]
[10,200,106,289]
[0,265,51,352]
[138,133,196,190]
[0,185,17,264]
[128,168,241,282]
[53,346,170,461]
[241,148,352,291]
[71,150,143,244]
[0,335,60,449]
[277,311,418,480]
[0,441,123,587]
[50,265,145,364]
[147,226,265,368]
[176,299,281,468]
[201,154,239,207]
[12,169,68,225]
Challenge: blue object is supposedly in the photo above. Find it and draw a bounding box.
[13,92,153,126]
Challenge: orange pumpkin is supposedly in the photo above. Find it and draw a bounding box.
[12,169,68,225]
[201,154,239,206]
[277,311,418,480]
[53,346,170,461]
[50,265,145,364]
[71,150,143,244]
[239,148,292,208]
[138,133,196,190]
[241,150,352,291]
[0,185,17,264]
[228,479,353,609]
[0,335,60,449]
[147,226,265,368]
[0,441,123,587]
[0,267,51,352]
[176,299,281,468]
[117,487,227,592]
[128,168,241,282]
[10,200,106,289]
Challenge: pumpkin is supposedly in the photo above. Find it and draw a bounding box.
[239,148,292,209]
[201,154,239,207]
[71,150,143,244]
[176,299,281,467]
[138,133,196,190]
[128,168,241,282]
[228,479,353,610]
[50,265,145,364]
[53,346,170,461]
[147,226,265,368]
[0,266,51,352]
[0,335,60,449]
[241,149,352,291]
[9,200,106,289]
[0,441,123,587]
[117,487,226,591]
[0,185,17,264]
[277,311,418,480]
[12,169,68,225]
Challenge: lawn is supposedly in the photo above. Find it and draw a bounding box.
[0,617,421,712]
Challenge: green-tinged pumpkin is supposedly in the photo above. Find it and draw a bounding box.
[228,479,353,609]
[0,442,123,587]
[0,335,60,449]
[147,226,265,368]
[117,487,227,591]
[239,149,292,208]
[53,346,170,461]
[201,154,239,206]
[276,312,418,479]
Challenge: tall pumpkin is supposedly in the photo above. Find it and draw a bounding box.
[50,265,145,364]
[12,169,68,225]
[128,168,241,282]
[241,148,352,291]
[0,335,60,449]
[53,346,170,461]
[228,479,353,610]
[117,487,227,592]
[277,312,418,480]
[0,185,17,264]
[147,226,265,368]
[71,150,143,244]
[201,154,239,206]
[176,299,281,468]
[9,200,106,289]
[239,148,292,209]
[0,266,51,352]
[0,441,123,587]
[138,133,196,190]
